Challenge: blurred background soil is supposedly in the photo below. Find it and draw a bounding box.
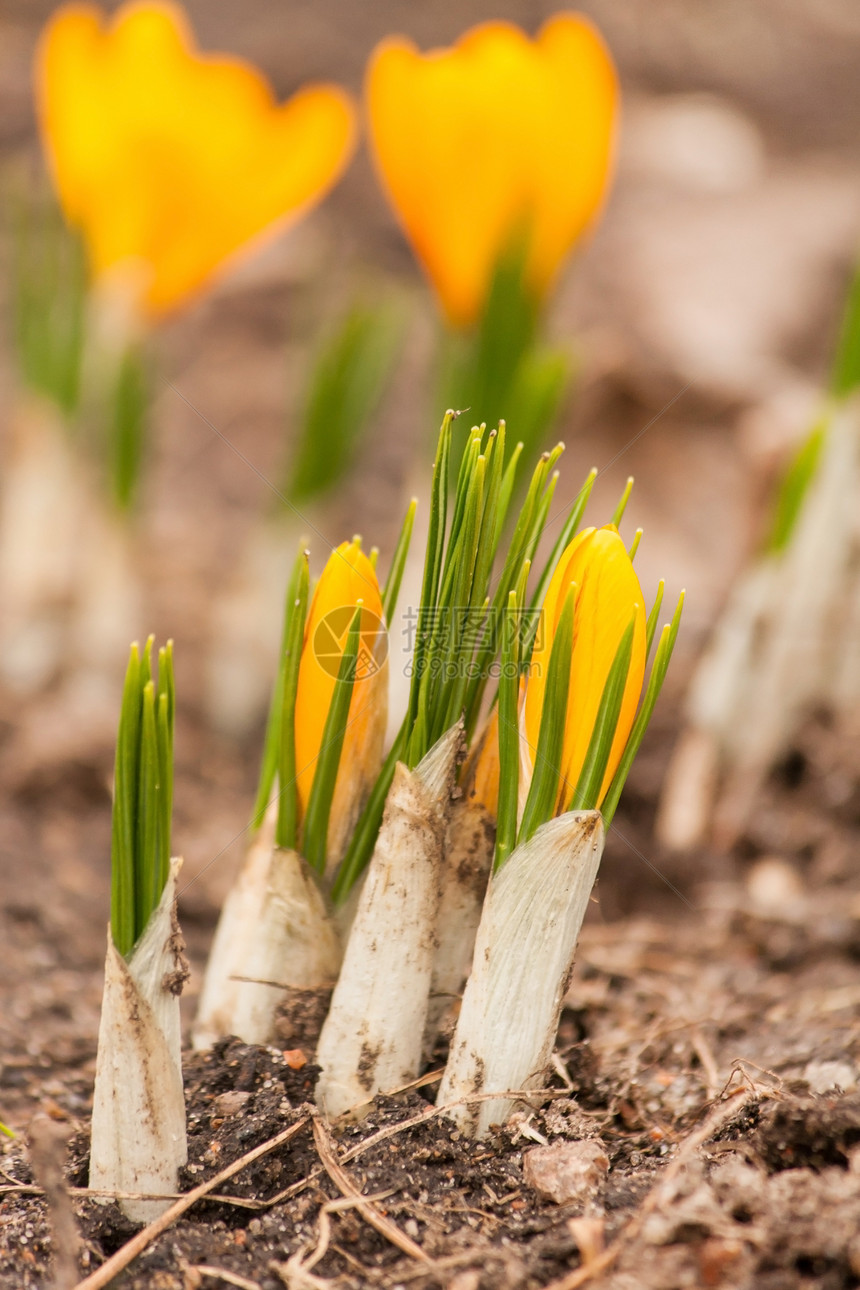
[2,2,860,1286]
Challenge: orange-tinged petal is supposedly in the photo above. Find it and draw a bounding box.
[365,13,618,327]
[467,707,501,817]
[294,541,388,865]
[525,15,618,300]
[36,2,356,317]
[525,526,646,811]
[523,525,595,753]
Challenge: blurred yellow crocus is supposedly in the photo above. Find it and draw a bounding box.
[36,2,356,318]
[524,526,646,811]
[294,540,388,864]
[366,13,618,328]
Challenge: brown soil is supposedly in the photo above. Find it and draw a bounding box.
[4,708,860,1289]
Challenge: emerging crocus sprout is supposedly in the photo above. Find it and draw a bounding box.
[192,416,682,1136]
[658,261,860,852]
[439,520,683,1137]
[366,13,619,454]
[92,419,680,1212]
[194,537,392,1049]
[90,638,188,1221]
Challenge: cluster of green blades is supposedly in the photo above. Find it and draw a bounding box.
[251,411,684,904]
[111,637,175,958]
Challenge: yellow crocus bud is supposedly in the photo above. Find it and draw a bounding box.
[524,525,646,811]
[36,2,356,318]
[365,13,618,328]
[294,540,388,867]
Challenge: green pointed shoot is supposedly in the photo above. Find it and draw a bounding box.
[156,643,175,902]
[830,258,860,401]
[514,557,532,611]
[764,258,860,552]
[438,454,486,733]
[111,644,142,958]
[302,604,362,876]
[601,591,685,828]
[495,437,523,545]
[0,1121,15,1139]
[111,637,175,959]
[645,581,665,662]
[136,679,159,928]
[568,614,637,812]
[517,584,575,846]
[288,301,402,504]
[275,552,311,851]
[382,497,417,623]
[471,428,504,602]
[407,412,453,735]
[628,529,643,561]
[494,591,521,872]
[461,448,561,726]
[252,547,309,831]
[409,421,486,762]
[611,476,634,528]
[528,467,597,617]
[765,419,827,555]
[526,471,560,565]
[333,413,553,900]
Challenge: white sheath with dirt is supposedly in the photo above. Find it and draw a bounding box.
[315,722,462,1118]
[437,811,604,1139]
[424,794,495,1055]
[89,858,189,1222]
[193,802,341,1048]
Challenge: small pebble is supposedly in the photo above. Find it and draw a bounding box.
[212,1090,251,1118]
[523,1138,609,1205]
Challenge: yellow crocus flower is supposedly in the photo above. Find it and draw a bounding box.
[294,541,388,865]
[524,525,646,811]
[36,2,356,318]
[366,13,618,328]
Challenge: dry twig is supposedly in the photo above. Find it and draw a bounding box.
[278,1188,397,1286]
[311,1114,428,1263]
[186,1267,262,1290]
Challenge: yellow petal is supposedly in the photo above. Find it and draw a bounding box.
[525,15,619,301]
[365,12,618,327]
[294,541,388,865]
[36,2,357,317]
[525,526,645,811]
[466,707,500,817]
